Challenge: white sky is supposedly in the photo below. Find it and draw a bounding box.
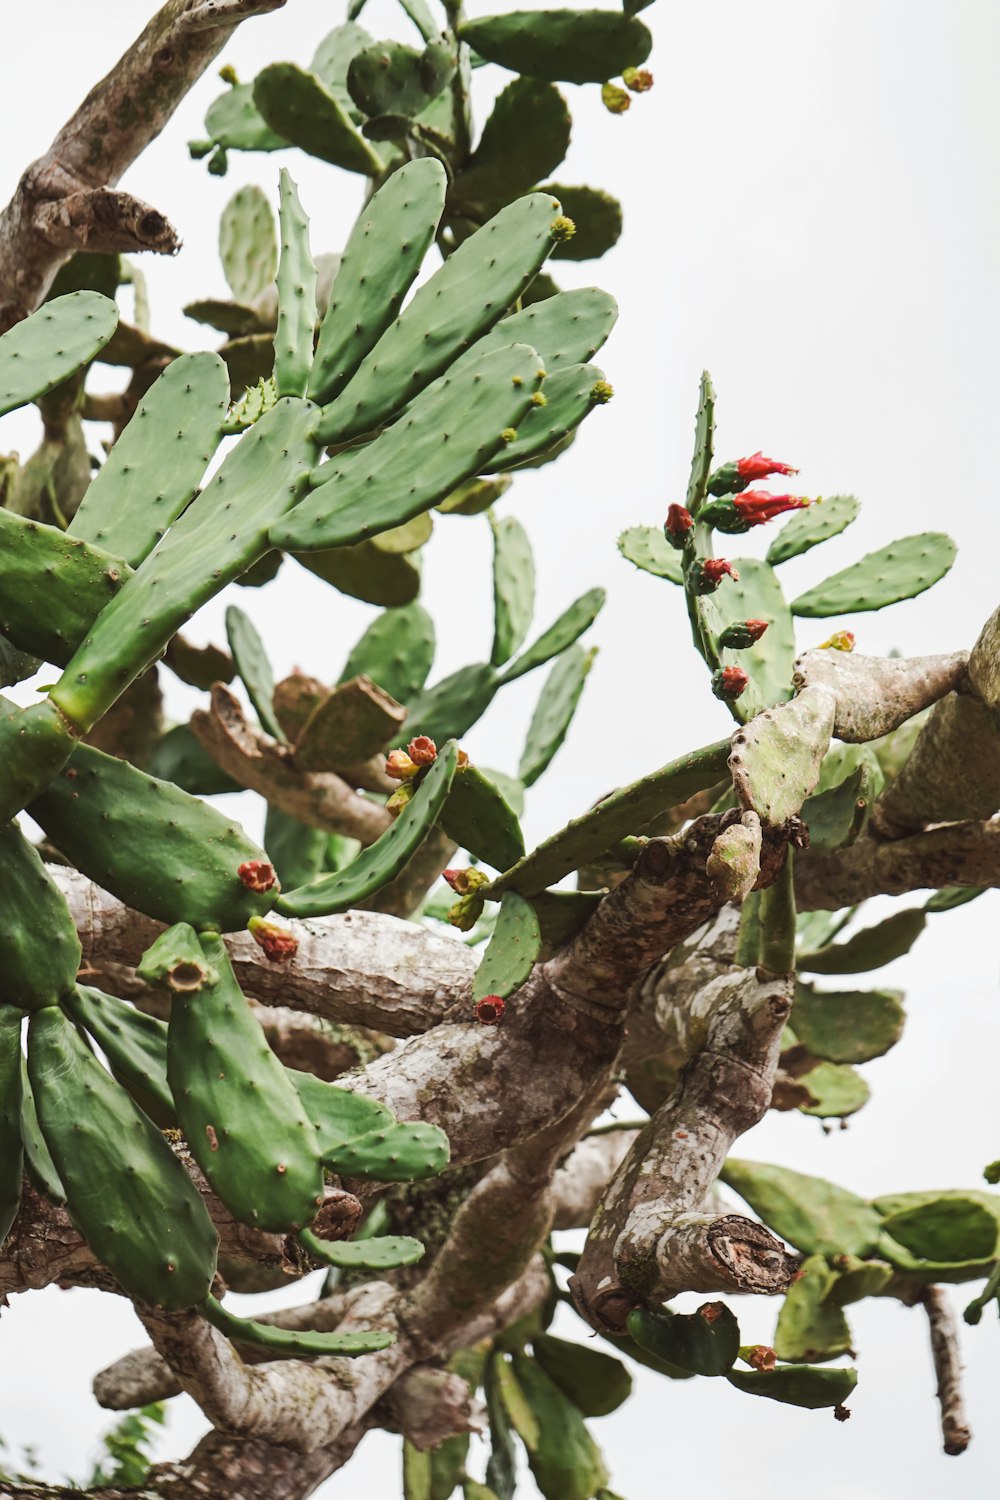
[1,2,999,1495]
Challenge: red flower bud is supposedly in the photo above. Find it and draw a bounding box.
[704,558,739,583]
[736,452,799,482]
[248,916,299,964]
[712,666,749,701]
[732,491,812,526]
[475,995,505,1025]
[717,619,769,650]
[407,736,437,766]
[237,860,277,893]
[664,503,694,549]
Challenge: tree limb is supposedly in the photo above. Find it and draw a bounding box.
[795,816,1000,909]
[921,1286,973,1456]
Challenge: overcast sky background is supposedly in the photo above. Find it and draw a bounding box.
[1,2,999,1495]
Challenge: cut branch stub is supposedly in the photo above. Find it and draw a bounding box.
[293,676,406,772]
[729,685,835,826]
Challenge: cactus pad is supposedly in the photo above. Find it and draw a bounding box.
[791,533,957,616]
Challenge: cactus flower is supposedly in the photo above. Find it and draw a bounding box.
[718,619,769,650]
[622,67,654,93]
[237,859,278,893]
[386,749,419,780]
[664,503,694,548]
[475,995,506,1025]
[248,916,299,964]
[707,452,799,496]
[712,665,749,701]
[689,557,739,593]
[701,491,811,533]
[601,82,631,114]
[407,735,437,766]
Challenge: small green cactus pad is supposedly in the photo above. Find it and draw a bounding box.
[825,1254,894,1307]
[395,663,500,746]
[508,1353,610,1498]
[288,1069,393,1160]
[0,1009,23,1245]
[790,532,957,616]
[0,820,81,1012]
[253,63,384,175]
[309,159,446,405]
[519,644,596,789]
[924,884,986,913]
[532,1334,632,1418]
[458,11,652,84]
[540,184,622,261]
[68,352,230,568]
[627,1302,740,1378]
[226,604,283,740]
[184,298,267,338]
[30,739,277,933]
[472,891,542,1001]
[452,288,618,382]
[480,766,525,818]
[298,1226,425,1270]
[489,737,731,898]
[313,192,560,447]
[165,931,324,1232]
[485,363,608,473]
[278,740,458,918]
[485,1353,519,1496]
[798,1061,870,1119]
[339,601,435,704]
[698,557,796,721]
[877,1195,999,1266]
[295,537,421,607]
[204,1293,395,1355]
[440,765,525,873]
[264,806,327,889]
[797,908,926,975]
[500,586,605,683]
[438,474,512,517]
[454,78,570,214]
[19,1056,64,1203]
[721,1159,882,1257]
[766,493,860,566]
[491,515,535,668]
[618,525,684,584]
[773,1255,853,1364]
[273,172,318,399]
[800,759,876,852]
[51,397,318,733]
[202,82,286,152]
[150,723,240,796]
[220,184,277,305]
[63,986,174,1122]
[729,685,835,826]
[347,38,456,117]
[791,981,904,1065]
[0,694,79,823]
[324,1120,450,1182]
[686,371,716,511]
[0,291,118,418]
[0,632,38,689]
[0,510,131,666]
[311,21,374,112]
[27,1005,218,1309]
[727,1363,857,1410]
[278,345,543,552]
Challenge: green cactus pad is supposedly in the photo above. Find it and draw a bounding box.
[485,363,608,472]
[324,1119,450,1182]
[311,21,374,111]
[541,184,622,261]
[686,371,716,511]
[30,739,278,932]
[253,63,384,175]
[278,345,544,553]
[490,515,535,668]
[727,1363,857,1410]
[150,724,240,797]
[798,1061,870,1119]
[0,1009,23,1245]
[618,526,684,584]
[63,986,174,1122]
[347,38,456,117]
[313,192,560,447]
[532,1333,632,1417]
[0,820,81,1011]
[790,533,957,616]
[277,741,458,918]
[791,981,904,1065]
[489,737,731,898]
[773,1255,853,1364]
[226,605,283,740]
[508,1353,610,1498]
[68,353,230,567]
[220,184,277,304]
[500,587,605,684]
[721,1158,882,1257]
[0,509,132,666]
[627,1302,740,1377]
[165,931,324,1232]
[395,664,500,746]
[0,291,118,418]
[203,82,287,152]
[924,884,986,913]
[440,765,525,873]
[295,537,422,607]
[826,1254,894,1307]
[288,1069,393,1160]
[729,685,835,825]
[19,1056,64,1203]
[519,644,596,788]
[450,287,618,381]
[340,601,435,704]
[0,632,38,689]
[273,172,318,399]
[298,1226,425,1270]
[878,1195,998,1266]
[454,79,571,213]
[28,1005,218,1308]
[264,805,327,889]
[799,760,874,851]
[187,298,269,340]
[797,908,926,975]
[766,494,860,566]
[204,1292,395,1355]
[51,397,317,733]
[472,891,542,1001]
[458,11,652,84]
[309,159,446,405]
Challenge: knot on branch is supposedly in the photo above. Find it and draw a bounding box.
[33,189,180,256]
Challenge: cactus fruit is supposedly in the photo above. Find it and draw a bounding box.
[471,891,542,1001]
[253,63,384,176]
[627,1302,740,1377]
[791,533,957,616]
[458,11,652,85]
[697,557,796,720]
[0,292,118,418]
[204,1293,395,1355]
[766,493,860,566]
[519,644,596,787]
[0,510,131,666]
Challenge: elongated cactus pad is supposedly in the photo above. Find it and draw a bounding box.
[395,664,500,746]
[450,287,618,380]
[64,986,174,1122]
[226,605,283,740]
[519,644,595,788]
[721,1158,881,1257]
[472,891,542,1000]
[508,1353,610,1498]
[298,1227,425,1270]
[339,600,435,704]
[766,493,860,566]
[440,765,525,872]
[220,184,277,305]
[501,587,605,683]
[797,908,926,975]
[19,1056,64,1203]
[0,510,131,666]
[627,1303,740,1377]
[0,291,118,418]
[790,533,956,616]
[491,515,535,667]
[458,11,652,84]
[324,1120,450,1181]
[727,1364,857,1409]
[274,171,318,399]
[288,1069,393,1160]
[454,78,571,213]
[0,820,81,1011]
[204,1293,395,1355]
[791,981,905,1064]
[485,363,608,472]
[618,526,684,584]
[0,1010,23,1245]
[253,63,384,176]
